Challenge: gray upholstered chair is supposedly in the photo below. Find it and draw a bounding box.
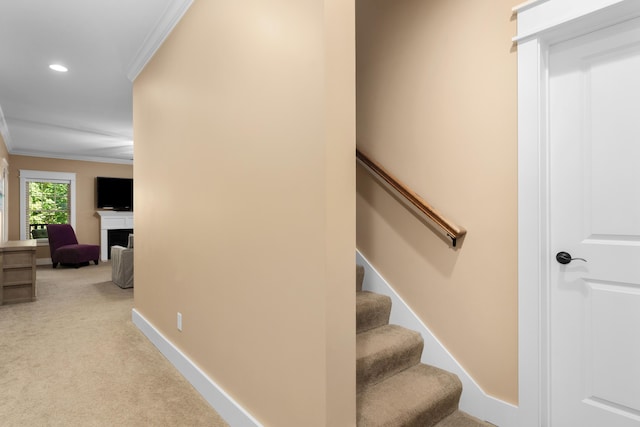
[111,234,133,288]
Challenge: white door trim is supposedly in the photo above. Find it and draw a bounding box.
[515,1,640,425]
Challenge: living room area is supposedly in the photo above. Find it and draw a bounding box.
[1,1,361,425]
[0,2,233,424]
[0,131,232,425]
[0,234,229,426]
[5,154,132,263]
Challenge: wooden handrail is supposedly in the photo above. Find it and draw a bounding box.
[356,148,466,247]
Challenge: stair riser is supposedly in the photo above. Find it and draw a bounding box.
[355,266,477,427]
[357,340,423,393]
[356,311,389,333]
[356,365,463,427]
[356,293,391,333]
[400,391,460,427]
[356,265,365,292]
[357,392,460,427]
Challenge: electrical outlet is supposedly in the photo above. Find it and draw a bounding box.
[177,312,182,331]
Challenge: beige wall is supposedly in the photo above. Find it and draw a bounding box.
[8,155,133,248]
[356,0,518,404]
[133,1,355,426]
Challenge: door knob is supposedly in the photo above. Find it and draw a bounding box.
[556,251,587,265]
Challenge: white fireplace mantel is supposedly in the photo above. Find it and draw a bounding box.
[97,211,133,261]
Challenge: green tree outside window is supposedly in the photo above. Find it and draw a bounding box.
[28,182,70,227]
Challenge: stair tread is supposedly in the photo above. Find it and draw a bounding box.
[357,324,423,360]
[356,291,391,309]
[356,291,391,333]
[354,276,480,427]
[433,410,493,427]
[357,325,423,391]
[357,363,462,427]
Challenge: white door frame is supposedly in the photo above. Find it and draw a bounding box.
[515,1,640,425]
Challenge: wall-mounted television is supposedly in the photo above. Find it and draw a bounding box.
[96,177,133,211]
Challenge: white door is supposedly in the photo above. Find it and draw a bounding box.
[549,18,640,427]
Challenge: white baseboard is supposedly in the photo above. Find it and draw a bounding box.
[356,251,518,427]
[131,309,263,427]
[132,254,517,426]
[36,257,51,266]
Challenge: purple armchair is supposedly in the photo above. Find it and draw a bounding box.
[46,224,100,268]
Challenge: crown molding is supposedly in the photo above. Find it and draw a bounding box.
[0,104,13,151]
[512,0,550,14]
[5,117,133,164]
[7,116,132,140]
[10,149,133,165]
[126,0,194,82]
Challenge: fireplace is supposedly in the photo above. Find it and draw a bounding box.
[97,211,134,261]
[107,228,133,259]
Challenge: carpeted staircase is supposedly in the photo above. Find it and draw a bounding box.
[356,265,492,427]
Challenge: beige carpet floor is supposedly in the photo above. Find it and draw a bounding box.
[0,263,229,427]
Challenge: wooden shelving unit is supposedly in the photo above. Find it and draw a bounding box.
[0,240,37,305]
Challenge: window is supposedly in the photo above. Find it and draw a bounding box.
[0,158,7,243]
[19,170,76,240]
[28,182,70,237]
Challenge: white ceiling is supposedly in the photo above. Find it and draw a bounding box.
[0,0,182,164]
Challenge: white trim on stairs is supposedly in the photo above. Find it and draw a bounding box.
[131,309,263,427]
[356,250,518,427]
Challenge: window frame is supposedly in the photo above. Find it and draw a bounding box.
[19,170,76,240]
[0,158,8,243]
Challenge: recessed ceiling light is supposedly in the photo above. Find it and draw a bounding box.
[49,64,68,72]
